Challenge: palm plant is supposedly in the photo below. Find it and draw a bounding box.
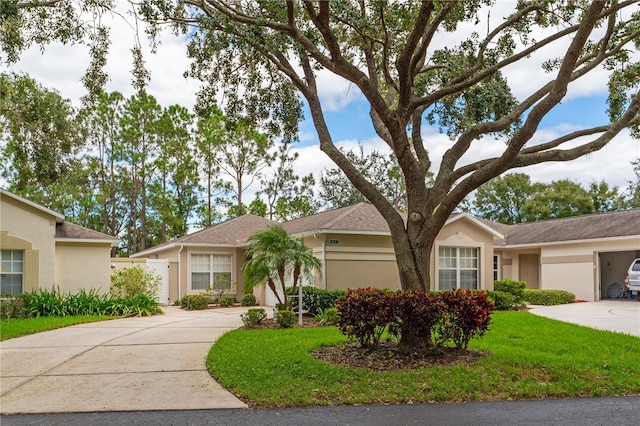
[243,226,321,308]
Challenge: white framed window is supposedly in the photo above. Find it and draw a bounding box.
[493,255,501,281]
[438,246,478,290]
[191,254,232,291]
[1,250,24,295]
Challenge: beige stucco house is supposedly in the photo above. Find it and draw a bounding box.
[132,203,503,305]
[0,189,119,295]
[132,203,640,305]
[487,209,640,302]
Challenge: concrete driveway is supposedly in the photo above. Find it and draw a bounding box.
[530,300,640,337]
[0,306,251,414]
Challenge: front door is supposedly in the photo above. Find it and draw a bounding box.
[519,254,540,288]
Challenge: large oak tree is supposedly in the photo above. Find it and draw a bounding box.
[4,1,640,294]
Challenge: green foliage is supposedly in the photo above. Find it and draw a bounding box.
[240,293,257,306]
[494,279,526,303]
[276,309,295,329]
[241,308,267,327]
[243,226,321,308]
[0,295,29,319]
[219,295,236,307]
[19,288,160,317]
[0,72,84,195]
[24,288,66,317]
[319,143,418,211]
[110,266,160,297]
[487,291,518,311]
[258,141,320,221]
[473,175,629,224]
[287,286,346,316]
[523,289,576,306]
[314,307,339,326]
[180,294,210,310]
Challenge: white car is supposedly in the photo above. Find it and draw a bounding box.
[624,258,640,299]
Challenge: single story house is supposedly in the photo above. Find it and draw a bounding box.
[486,209,640,301]
[131,203,640,305]
[131,203,502,305]
[0,189,119,295]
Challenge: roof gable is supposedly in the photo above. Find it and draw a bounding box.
[1,188,65,223]
[131,214,279,256]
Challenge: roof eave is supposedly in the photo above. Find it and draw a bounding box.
[497,234,640,249]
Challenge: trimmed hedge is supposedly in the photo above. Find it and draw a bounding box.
[487,290,518,311]
[494,279,526,302]
[219,295,236,307]
[240,294,257,306]
[523,289,575,305]
[241,308,267,327]
[276,309,296,328]
[287,286,346,316]
[180,294,210,310]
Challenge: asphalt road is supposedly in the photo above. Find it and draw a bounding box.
[2,396,639,426]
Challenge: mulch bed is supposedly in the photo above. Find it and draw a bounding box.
[244,316,490,370]
[312,341,490,371]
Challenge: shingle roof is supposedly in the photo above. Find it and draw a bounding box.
[132,214,280,256]
[178,214,279,245]
[55,222,119,242]
[483,209,640,246]
[282,203,392,234]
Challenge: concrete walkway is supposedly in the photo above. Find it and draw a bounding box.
[0,306,251,414]
[530,300,640,337]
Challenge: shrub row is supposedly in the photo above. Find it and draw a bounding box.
[287,286,346,315]
[523,289,575,305]
[1,288,161,318]
[336,288,494,352]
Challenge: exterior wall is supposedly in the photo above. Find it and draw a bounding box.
[497,249,541,288]
[501,237,640,302]
[1,195,57,290]
[136,246,243,300]
[55,243,113,294]
[315,233,400,291]
[435,218,496,291]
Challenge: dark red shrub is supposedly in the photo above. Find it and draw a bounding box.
[440,289,494,349]
[336,288,396,350]
[389,291,444,353]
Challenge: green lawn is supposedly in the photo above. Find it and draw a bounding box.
[207,311,640,407]
[0,315,112,341]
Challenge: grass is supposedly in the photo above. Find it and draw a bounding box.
[0,315,112,341]
[206,311,640,407]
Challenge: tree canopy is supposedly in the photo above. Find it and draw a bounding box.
[3,1,639,298]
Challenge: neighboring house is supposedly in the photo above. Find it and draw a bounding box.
[130,214,279,305]
[132,203,503,305]
[485,209,640,302]
[0,189,119,295]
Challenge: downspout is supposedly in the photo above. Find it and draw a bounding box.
[313,232,327,290]
[178,245,184,301]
